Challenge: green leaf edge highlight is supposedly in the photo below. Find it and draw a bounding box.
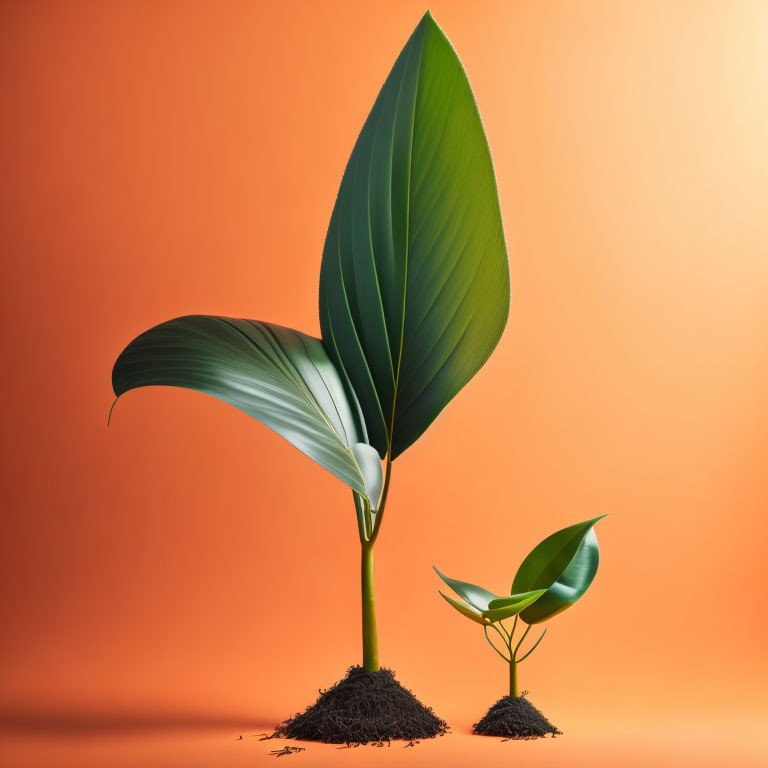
[433,566,499,611]
[439,591,489,625]
[481,589,546,623]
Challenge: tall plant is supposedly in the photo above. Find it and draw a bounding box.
[111,11,509,674]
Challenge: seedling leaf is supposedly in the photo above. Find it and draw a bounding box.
[439,591,489,625]
[513,518,604,624]
[433,566,498,611]
[482,590,546,623]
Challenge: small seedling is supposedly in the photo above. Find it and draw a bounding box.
[435,517,605,738]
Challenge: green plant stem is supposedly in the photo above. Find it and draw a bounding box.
[484,625,510,662]
[482,619,547,698]
[516,627,547,663]
[490,622,508,649]
[509,659,519,697]
[512,622,531,660]
[370,457,392,543]
[353,492,369,543]
[361,541,378,671]
[357,456,393,671]
[360,456,392,671]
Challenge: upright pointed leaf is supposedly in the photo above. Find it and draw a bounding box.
[512,518,605,624]
[433,566,498,611]
[112,315,383,503]
[320,11,509,460]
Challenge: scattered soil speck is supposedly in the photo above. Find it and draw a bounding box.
[268,746,305,757]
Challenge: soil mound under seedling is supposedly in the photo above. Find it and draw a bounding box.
[473,695,561,739]
[274,666,448,744]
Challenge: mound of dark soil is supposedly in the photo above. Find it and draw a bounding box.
[473,695,561,739]
[274,666,448,744]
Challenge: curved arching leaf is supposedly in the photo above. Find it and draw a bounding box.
[111,315,383,504]
[433,566,498,611]
[319,11,510,460]
[482,590,546,623]
[351,443,384,510]
[512,518,605,625]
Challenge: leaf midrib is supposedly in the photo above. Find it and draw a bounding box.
[387,21,425,459]
[527,529,587,592]
[214,317,363,483]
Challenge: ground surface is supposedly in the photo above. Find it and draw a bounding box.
[1,717,765,768]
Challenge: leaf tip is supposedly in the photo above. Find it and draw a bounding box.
[422,8,439,31]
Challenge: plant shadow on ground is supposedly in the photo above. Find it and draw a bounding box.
[0,709,271,737]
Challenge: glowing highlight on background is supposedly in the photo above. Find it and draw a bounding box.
[1,1,767,765]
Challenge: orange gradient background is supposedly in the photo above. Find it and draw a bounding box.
[2,1,768,766]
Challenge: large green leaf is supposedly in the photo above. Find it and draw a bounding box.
[111,315,383,505]
[433,566,498,611]
[512,518,604,624]
[319,11,509,460]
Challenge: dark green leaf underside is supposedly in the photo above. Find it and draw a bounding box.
[513,518,604,624]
